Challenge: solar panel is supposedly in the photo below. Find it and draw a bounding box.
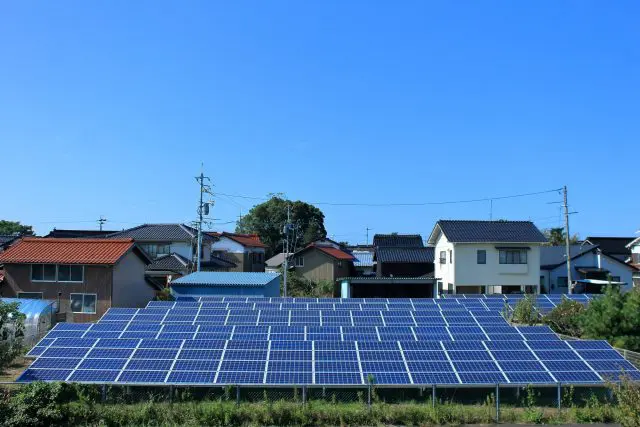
[458,372,506,384]
[126,359,174,370]
[316,372,363,384]
[173,360,220,371]
[216,371,263,384]
[70,370,121,382]
[118,370,168,383]
[505,372,555,384]
[411,372,459,384]
[551,371,601,383]
[17,369,72,382]
[167,371,216,383]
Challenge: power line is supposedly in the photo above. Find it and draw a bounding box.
[214,188,562,207]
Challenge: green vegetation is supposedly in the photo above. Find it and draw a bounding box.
[0,220,33,236]
[508,294,540,325]
[1,381,639,426]
[235,196,327,257]
[280,269,333,297]
[543,286,640,352]
[542,227,579,246]
[0,301,25,371]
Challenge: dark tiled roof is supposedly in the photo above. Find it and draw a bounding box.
[45,229,117,238]
[373,234,424,247]
[108,224,210,242]
[540,244,598,269]
[584,237,634,256]
[0,235,19,248]
[376,247,434,263]
[146,253,191,271]
[434,220,547,243]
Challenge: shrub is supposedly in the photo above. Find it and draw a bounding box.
[544,299,585,337]
[5,382,73,427]
[510,294,540,325]
[613,377,640,427]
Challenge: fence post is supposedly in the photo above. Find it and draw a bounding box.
[236,385,240,405]
[101,384,107,403]
[495,384,500,423]
[432,385,436,408]
[557,383,561,410]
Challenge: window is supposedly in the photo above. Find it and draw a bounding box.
[31,264,56,281]
[439,251,446,264]
[141,244,170,259]
[540,275,545,286]
[58,265,83,282]
[449,250,453,263]
[499,249,528,264]
[70,294,97,314]
[477,250,486,264]
[294,257,304,267]
[611,276,621,283]
[557,276,568,288]
[17,292,43,299]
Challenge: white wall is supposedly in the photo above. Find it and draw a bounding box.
[169,242,193,260]
[434,233,454,292]
[211,237,245,254]
[546,251,634,293]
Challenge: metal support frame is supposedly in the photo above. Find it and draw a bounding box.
[236,385,241,405]
[367,384,371,408]
[169,385,173,403]
[302,386,307,404]
[432,385,436,408]
[557,383,561,410]
[101,384,107,403]
[495,384,500,423]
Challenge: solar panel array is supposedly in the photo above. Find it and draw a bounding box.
[18,295,639,386]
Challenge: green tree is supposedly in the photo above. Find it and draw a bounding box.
[509,294,540,325]
[280,269,334,297]
[580,286,640,351]
[543,299,585,337]
[0,301,25,371]
[0,221,33,236]
[236,197,327,257]
[543,227,579,246]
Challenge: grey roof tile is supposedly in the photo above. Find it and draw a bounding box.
[108,224,212,242]
[540,245,598,269]
[376,247,434,263]
[373,234,424,247]
[434,220,547,243]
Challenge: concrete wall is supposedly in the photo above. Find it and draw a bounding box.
[1,263,112,322]
[112,251,155,307]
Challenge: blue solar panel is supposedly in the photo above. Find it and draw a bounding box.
[88,348,134,359]
[126,359,174,370]
[224,350,268,360]
[125,323,162,332]
[316,372,363,384]
[447,351,493,361]
[361,361,406,372]
[400,341,443,351]
[78,359,128,370]
[506,372,555,384]
[89,323,128,331]
[568,340,613,350]
[458,372,506,384]
[534,350,581,361]
[268,361,312,371]
[45,330,86,338]
[120,332,158,340]
[70,370,121,382]
[552,371,601,383]
[216,371,263,384]
[412,372,459,385]
[359,351,403,361]
[26,346,47,357]
[403,351,448,361]
[53,323,93,331]
[588,360,636,371]
[181,340,226,350]
[364,372,410,384]
[315,351,357,361]
[407,361,453,372]
[543,360,591,371]
[221,360,266,371]
[268,351,311,361]
[526,340,569,350]
[491,350,537,361]
[173,360,220,371]
[41,347,89,358]
[442,342,485,351]
[17,369,72,382]
[48,338,97,348]
[453,361,500,372]
[30,358,81,369]
[167,371,216,383]
[315,361,360,371]
[132,349,178,359]
[484,341,529,351]
[139,339,183,349]
[118,370,167,383]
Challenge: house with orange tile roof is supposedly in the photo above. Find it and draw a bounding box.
[0,238,153,322]
[290,240,355,283]
[207,232,267,273]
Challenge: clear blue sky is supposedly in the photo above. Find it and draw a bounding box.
[1,1,638,243]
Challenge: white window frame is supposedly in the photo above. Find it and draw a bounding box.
[17,292,43,299]
[294,257,304,267]
[499,249,528,265]
[57,265,84,283]
[70,293,97,314]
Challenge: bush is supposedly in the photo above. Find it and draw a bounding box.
[510,294,540,325]
[4,382,74,427]
[612,377,640,427]
[544,299,585,337]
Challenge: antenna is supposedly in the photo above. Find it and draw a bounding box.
[97,216,108,231]
[366,227,373,245]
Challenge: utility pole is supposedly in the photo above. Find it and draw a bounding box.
[283,204,291,297]
[489,199,493,221]
[563,185,572,294]
[97,216,108,231]
[195,167,212,272]
[366,227,372,245]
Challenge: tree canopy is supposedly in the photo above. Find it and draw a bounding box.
[543,227,579,246]
[0,220,34,236]
[235,197,327,257]
[0,300,25,371]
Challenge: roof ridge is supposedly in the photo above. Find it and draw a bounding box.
[20,237,134,243]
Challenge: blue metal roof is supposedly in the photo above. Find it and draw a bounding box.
[352,251,374,267]
[171,272,281,287]
[1,298,56,320]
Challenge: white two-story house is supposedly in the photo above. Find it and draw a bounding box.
[627,236,640,288]
[428,220,548,295]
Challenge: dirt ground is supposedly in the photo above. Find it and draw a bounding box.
[0,357,30,382]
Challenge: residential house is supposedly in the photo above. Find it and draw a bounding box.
[45,229,117,238]
[351,250,375,276]
[627,237,640,287]
[428,220,547,295]
[0,238,153,322]
[170,272,281,298]
[583,237,635,262]
[373,234,434,277]
[0,235,19,252]
[291,241,354,283]
[540,244,637,294]
[265,252,292,273]
[108,224,233,286]
[207,232,267,272]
